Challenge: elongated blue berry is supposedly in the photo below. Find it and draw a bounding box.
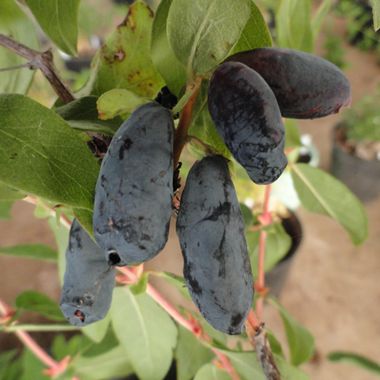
[228,48,351,119]
[61,219,115,326]
[93,102,174,266]
[208,61,287,184]
[177,155,253,334]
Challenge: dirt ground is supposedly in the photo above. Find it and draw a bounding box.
[1,24,380,380]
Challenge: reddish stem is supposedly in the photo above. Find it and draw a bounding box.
[214,349,240,380]
[0,299,73,378]
[247,309,261,330]
[263,185,272,222]
[0,299,12,319]
[15,330,57,368]
[116,267,198,333]
[256,185,272,320]
[146,284,200,334]
[23,196,71,229]
[256,230,267,319]
[173,78,202,169]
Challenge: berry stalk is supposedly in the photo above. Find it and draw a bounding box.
[173,77,202,169]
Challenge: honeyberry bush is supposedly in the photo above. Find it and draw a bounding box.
[0,0,377,379]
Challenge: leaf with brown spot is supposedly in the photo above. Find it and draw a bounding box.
[91,0,164,98]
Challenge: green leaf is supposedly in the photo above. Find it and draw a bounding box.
[156,271,191,300]
[328,351,380,375]
[247,223,291,277]
[0,0,38,94]
[372,0,380,31]
[167,0,251,75]
[52,334,91,361]
[25,0,79,55]
[0,350,22,380]
[0,94,99,210]
[48,217,70,284]
[73,345,133,380]
[82,313,112,343]
[73,208,93,238]
[97,89,148,120]
[267,331,285,358]
[222,351,265,379]
[0,201,13,220]
[276,355,310,380]
[291,164,368,245]
[15,291,65,321]
[271,300,314,366]
[0,362,22,380]
[111,287,178,380]
[32,199,52,219]
[151,0,187,96]
[223,350,309,380]
[20,350,50,380]
[81,327,119,358]
[0,351,17,370]
[189,82,231,158]
[284,120,302,149]
[0,183,24,201]
[194,364,230,380]
[175,327,213,380]
[199,319,228,347]
[92,1,164,97]
[129,272,149,295]
[0,244,57,261]
[276,0,314,52]
[240,203,254,227]
[231,0,272,54]
[311,0,333,39]
[56,96,121,136]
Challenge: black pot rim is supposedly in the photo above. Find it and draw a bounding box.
[333,122,379,162]
[278,211,303,264]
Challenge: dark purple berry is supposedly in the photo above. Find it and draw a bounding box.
[208,61,287,185]
[227,48,351,119]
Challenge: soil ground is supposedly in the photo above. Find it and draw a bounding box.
[0,20,380,380]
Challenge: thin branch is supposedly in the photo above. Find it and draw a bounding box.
[2,324,79,333]
[246,323,281,380]
[0,33,74,104]
[256,184,272,319]
[245,184,281,379]
[0,63,33,72]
